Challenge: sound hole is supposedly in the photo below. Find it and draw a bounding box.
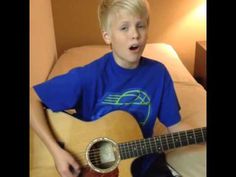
[87,138,120,173]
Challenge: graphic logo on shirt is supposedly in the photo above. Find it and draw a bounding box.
[101,89,151,126]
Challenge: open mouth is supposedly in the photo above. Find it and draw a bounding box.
[129,44,140,51]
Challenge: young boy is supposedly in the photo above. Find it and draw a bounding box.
[30,0,189,176]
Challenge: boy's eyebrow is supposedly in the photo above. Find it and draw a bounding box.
[119,19,146,24]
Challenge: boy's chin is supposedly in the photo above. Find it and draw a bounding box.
[128,53,142,60]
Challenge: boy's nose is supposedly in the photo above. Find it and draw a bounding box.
[131,28,139,39]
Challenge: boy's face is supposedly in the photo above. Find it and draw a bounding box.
[102,9,148,69]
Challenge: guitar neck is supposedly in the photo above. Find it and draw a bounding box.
[118,127,206,160]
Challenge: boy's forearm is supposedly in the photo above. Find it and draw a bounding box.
[30,88,61,156]
[167,121,193,133]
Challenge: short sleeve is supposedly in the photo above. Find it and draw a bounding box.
[33,68,83,112]
[158,69,181,127]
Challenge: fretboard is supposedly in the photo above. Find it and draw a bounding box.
[118,127,206,160]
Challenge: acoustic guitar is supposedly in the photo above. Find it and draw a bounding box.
[35,110,206,177]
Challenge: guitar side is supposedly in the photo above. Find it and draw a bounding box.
[30,110,143,177]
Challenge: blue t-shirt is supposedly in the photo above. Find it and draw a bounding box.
[34,52,181,138]
[34,52,181,175]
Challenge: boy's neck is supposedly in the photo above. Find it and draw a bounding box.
[112,52,141,69]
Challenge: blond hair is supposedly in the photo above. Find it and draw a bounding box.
[98,0,150,32]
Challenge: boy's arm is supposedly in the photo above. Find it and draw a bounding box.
[30,88,81,177]
[167,121,193,133]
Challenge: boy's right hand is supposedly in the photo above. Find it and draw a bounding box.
[53,148,81,177]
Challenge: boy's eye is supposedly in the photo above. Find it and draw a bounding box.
[137,24,146,28]
[120,26,128,31]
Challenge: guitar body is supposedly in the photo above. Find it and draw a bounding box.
[30,110,143,177]
[30,110,206,177]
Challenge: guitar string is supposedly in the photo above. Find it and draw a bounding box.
[74,127,205,157]
[119,131,206,150]
[75,128,206,157]
[75,134,206,160]
[77,141,206,167]
[58,128,206,167]
[73,132,206,164]
[75,141,207,167]
[73,129,206,159]
[76,131,206,159]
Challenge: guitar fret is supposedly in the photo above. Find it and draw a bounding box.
[187,129,196,144]
[128,142,133,158]
[127,142,133,158]
[118,127,206,160]
[137,140,143,155]
[142,140,148,155]
[132,140,139,157]
[143,140,149,154]
[160,135,168,151]
[118,144,125,159]
[129,142,134,157]
[138,140,145,156]
[133,141,139,157]
[148,138,154,153]
[132,141,137,157]
[177,132,182,147]
[123,143,128,159]
[124,142,130,158]
[159,135,165,151]
[193,130,197,144]
[204,128,207,140]
[201,128,205,142]
[149,138,154,153]
[154,137,163,152]
[179,131,188,146]
[171,133,176,148]
[166,134,175,149]
[137,140,143,156]
[136,140,143,156]
[144,141,148,155]
[150,138,158,153]
[153,137,158,152]
[126,142,134,158]
[136,140,141,155]
[195,128,203,143]
[165,134,170,150]
[185,131,189,145]
[173,133,181,147]
[122,143,126,159]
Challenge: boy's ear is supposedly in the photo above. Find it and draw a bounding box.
[102,31,111,45]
